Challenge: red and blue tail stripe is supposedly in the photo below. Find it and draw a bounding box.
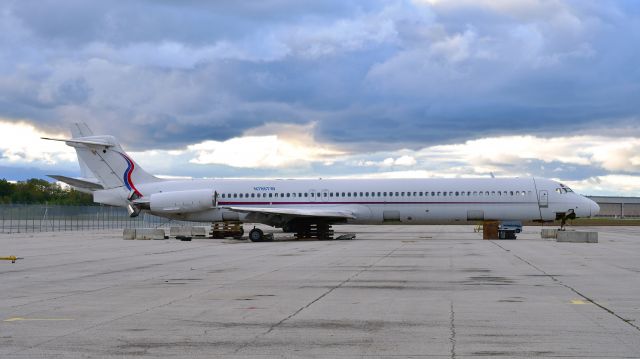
[117,152,143,197]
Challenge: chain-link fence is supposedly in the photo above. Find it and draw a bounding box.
[0,204,200,234]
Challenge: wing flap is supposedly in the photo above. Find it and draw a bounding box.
[223,206,356,219]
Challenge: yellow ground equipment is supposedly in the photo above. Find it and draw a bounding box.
[210,221,244,239]
[1,256,23,263]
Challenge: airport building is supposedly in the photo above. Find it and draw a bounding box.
[588,196,640,218]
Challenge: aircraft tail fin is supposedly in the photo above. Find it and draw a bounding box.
[44,123,163,197]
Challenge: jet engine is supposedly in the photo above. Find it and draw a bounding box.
[149,189,214,213]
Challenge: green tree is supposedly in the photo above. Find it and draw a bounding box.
[0,178,94,205]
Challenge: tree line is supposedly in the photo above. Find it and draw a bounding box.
[0,178,94,205]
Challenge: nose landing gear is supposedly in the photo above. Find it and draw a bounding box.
[557,209,576,230]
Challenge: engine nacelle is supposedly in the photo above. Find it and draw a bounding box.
[150,189,214,213]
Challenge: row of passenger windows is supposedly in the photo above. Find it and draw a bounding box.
[220,190,532,199]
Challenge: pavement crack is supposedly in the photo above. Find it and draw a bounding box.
[264,243,405,335]
[490,241,640,333]
[232,243,407,354]
[449,301,457,359]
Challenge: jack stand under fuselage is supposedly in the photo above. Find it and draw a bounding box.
[287,220,334,240]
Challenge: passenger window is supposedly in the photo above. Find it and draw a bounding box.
[491,191,495,196]
[419,192,423,196]
[395,192,400,196]
[437,192,441,196]
[365,192,369,197]
[455,191,459,196]
[449,192,453,196]
[510,191,514,196]
[432,192,436,196]
[443,192,447,196]
[383,192,387,196]
[407,192,411,197]
[268,193,272,198]
[285,193,289,197]
[323,192,327,197]
[516,191,520,196]
[401,192,405,196]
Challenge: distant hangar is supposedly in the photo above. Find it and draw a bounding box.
[588,196,640,218]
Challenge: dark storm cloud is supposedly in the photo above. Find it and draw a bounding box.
[0,0,639,151]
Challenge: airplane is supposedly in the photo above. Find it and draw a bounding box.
[44,123,600,242]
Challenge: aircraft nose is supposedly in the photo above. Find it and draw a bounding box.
[590,199,600,217]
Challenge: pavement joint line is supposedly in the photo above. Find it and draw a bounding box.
[8,241,311,310]
[6,240,347,356]
[263,242,407,335]
[230,242,407,355]
[4,317,74,322]
[490,240,640,333]
[449,301,456,359]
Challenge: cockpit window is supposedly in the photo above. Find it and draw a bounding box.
[557,183,574,193]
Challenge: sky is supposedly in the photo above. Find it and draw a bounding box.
[0,0,638,196]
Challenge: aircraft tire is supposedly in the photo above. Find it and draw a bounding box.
[249,228,264,242]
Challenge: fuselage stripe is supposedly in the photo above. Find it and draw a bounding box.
[117,152,142,197]
[217,201,536,206]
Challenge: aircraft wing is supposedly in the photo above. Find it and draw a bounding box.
[223,206,356,220]
[47,175,104,191]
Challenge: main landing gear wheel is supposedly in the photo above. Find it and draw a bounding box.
[249,228,264,242]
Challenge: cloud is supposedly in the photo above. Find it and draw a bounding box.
[358,155,417,167]
[0,120,75,165]
[187,122,344,168]
[563,175,640,196]
[1,1,639,195]
[427,135,640,174]
[1,0,638,152]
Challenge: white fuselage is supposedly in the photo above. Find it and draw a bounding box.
[94,177,598,225]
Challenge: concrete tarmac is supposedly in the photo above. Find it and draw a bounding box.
[1,225,639,358]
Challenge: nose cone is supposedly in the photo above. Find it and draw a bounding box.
[590,200,600,217]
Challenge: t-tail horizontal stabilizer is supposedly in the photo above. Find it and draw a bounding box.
[47,175,104,191]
